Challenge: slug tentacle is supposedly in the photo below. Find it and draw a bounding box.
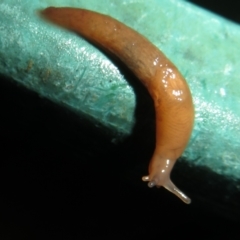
[40,7,194,204]
[142,150,191,204]
[142,176,191,204]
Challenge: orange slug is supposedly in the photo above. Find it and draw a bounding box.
[40,7,194,204]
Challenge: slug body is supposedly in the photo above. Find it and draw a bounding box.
[40,7,194,203]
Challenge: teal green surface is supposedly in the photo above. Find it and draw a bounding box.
[0,1,240,183]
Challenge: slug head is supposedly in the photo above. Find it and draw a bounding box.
[142,157,191,204]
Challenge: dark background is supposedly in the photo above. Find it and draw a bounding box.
[1,1,240,239]
[187,0,240,24]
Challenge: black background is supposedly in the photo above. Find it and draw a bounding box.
[188,0,240,24]
[1,1,240,239]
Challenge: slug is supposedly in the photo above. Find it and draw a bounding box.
[40,7,194,204]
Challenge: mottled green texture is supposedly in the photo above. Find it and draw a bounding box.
[0,1,136,136]
[0,0,240,186]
